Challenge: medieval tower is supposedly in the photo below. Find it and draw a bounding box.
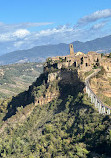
[70,44,74,55]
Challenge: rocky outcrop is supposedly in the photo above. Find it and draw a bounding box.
[48,69,79,85]
[48,71,61,82]
[35,92,59,106]
[35,69,81,106]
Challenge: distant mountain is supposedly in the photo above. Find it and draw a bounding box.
[0,35,111,65]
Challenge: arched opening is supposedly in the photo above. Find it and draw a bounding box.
[74,62,76,67]
[86,63,88,67]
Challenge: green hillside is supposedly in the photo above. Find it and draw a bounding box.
[0,68,111,158]
[0,62,43,98]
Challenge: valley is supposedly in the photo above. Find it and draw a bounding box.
[0,62,43,98]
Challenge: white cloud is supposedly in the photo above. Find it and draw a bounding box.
[91,21,108,30]
[13,29,30,38]
[0,29,30,41]
[0,22,53,33]
[35,25,73,37]
[77,9,111,26]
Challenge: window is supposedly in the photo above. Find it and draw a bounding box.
[81,57,83,64]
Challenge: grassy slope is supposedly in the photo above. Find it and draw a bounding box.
[0,62,43,98]
[0,70,111,158]
[90,67,111,107]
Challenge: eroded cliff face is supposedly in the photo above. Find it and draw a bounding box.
[48,70,79,84]
[34,82,60,106]
[34,69,82,106]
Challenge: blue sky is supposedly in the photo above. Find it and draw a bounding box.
[0,0,111,54]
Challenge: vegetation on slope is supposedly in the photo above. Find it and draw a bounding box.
[0,69,111,158]
[0,62,43,98]
[90,67,111,107]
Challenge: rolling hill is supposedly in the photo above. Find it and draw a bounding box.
[0,62,43,98]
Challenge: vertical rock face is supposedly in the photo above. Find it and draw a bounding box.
[48,71,61,82]
[35,69,81,106]
[47,69,80,85]
[34,82,60,106]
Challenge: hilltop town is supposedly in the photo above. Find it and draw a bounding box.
[43,43,111,81]
[44,44,101,73]
[34,44,111,111]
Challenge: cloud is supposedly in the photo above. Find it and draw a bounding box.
[91,21,108,30]
[0,22,53,33]
[0,22,53,42]
[0,29,30,41]
[0,21,110,55]
[35,25,73,37]
[77,9,111,26]
[13,29,30,38]
[0,9,111,55]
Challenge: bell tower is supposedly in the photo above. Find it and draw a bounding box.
[70,44,74,55]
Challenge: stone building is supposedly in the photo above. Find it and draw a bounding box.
[44,44,101,72]
[70,44,74,55]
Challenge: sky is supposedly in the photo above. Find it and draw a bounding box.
[0,0,111,55]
